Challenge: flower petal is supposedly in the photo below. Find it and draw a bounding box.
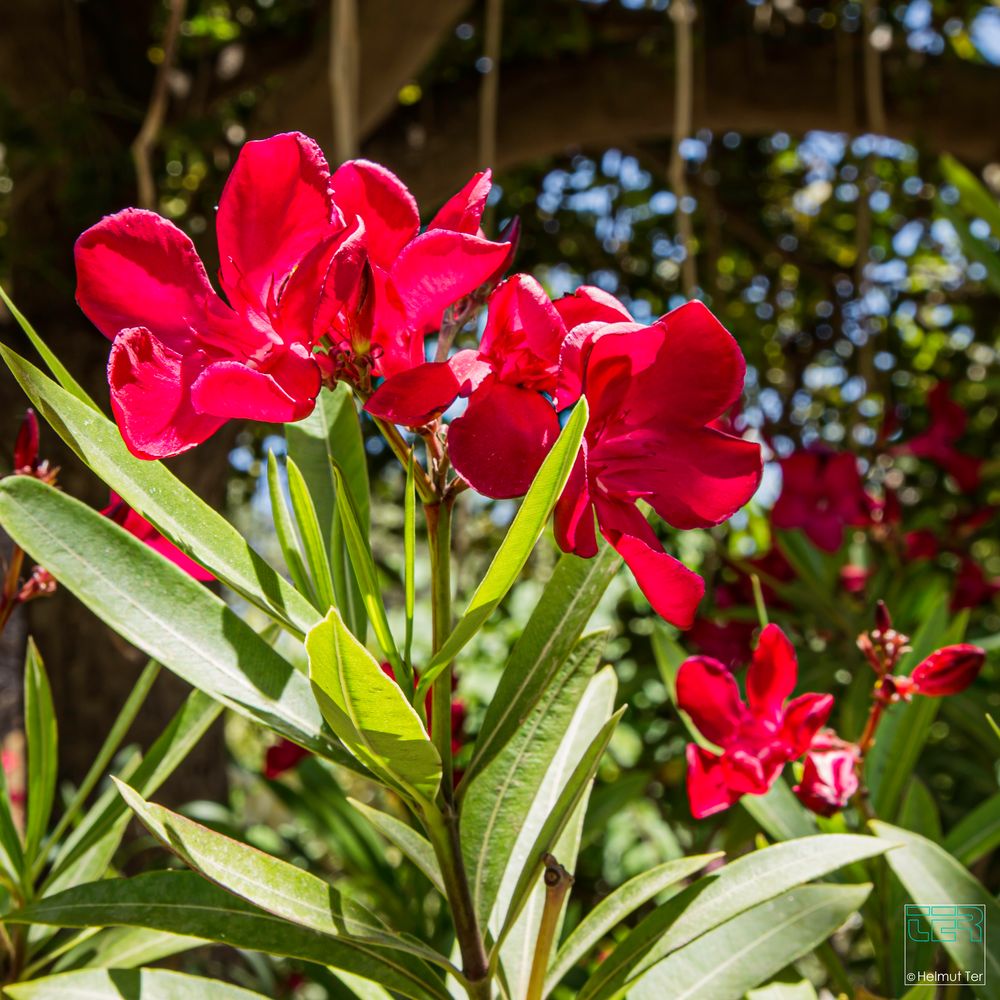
[75,209,217,349]
[779,692,834,757]
[428,170,492,234]
[554,449,598,558]
[108,327,223,459]
[448,381,560,500]
[277,217,367,347]
[594,425,762,529]
[190,354,319,423]
[909,644,986,697]
[365,350,490,426]
[585,301,746,429]
[686,744,741,819]
[553,285,632,332]
[390,230,514,336]
[479,274,566,390]
[329,159,419,270]
[746,624,798,721]
[217,132,336,308]
[675,655,744,747]
[555,320,642,410]
[595,497,705,628]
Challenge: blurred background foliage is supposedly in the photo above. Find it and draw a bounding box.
[2,0,1000,995]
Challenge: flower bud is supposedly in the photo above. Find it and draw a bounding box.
[13,409,39,473]
[908,644,986,697]
[792,730,860,817]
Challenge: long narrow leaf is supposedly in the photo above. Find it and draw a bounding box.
[286,455,337,611]
[6,968,269,999]
[23,639,58,865]
[418,399,589,698]
[404,450,416,668]
[8,872,451,1000]
[266,451,320,606]
[0,344,318,636]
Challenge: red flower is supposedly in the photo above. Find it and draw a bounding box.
[555,301,762,628]
[952,557,1000,612]
[839,564,870,594]
[771,449,872,552]
[793,731,860,816]
[677,624,832,818]
[366,273,566,498]
[905,529,940,561]
[900,382,981,491]
[892,643,986,699]
[326,162,514,378]
[102,493,214,582]
[13,408,39,472]
[75,132,367,459]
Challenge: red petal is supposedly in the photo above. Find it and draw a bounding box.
[217,132,336,308]
[676,655,744,747]
[554,450,598,558]
[190,354,319,423]
[780,692,833,757]
[75,209,217,349]
[108,327,224,459]
[585,301,746,429]
[428,170,492,234]
[390,230,514,336]
[365,350,490,426]
[553,285,632,332]
[448,382,560,500]
[479,274,566,390]
[594,425,762,530]
[595,498,705,628]
[909,644,986,697]
[686,744,741,819]
[330,159,419,270]
[554,320,642,410]
[746,624,798,721]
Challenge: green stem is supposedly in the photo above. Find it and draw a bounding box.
[426,499,455,792]
[526,856,574,1000]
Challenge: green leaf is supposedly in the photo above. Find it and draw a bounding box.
[38,660,161,873]
[741,778,817,841]
[626,884,871,1000]
[417,399,589,698]
[45,690,221,891]
[746,982,819,1000]
[873,820,1000,999]
[23,638,58,865]
[287,383,370,641]
[945,791,1000,866]
[267,451,320,606]
[0,740,25,886]
[332,465,403,676]
[577,834,889,1000]
[941,155,1000,239]
[0,286,97,409]
[55,926,203,973]
[286,455,337,610]
[307,607,440,802]
[0,344,318,636]
[899,777,942,843]
[115,781,454,973]
[494,670,622,951]
[462,631,606,927]
[496,670,622,995]
[8,872,451,1000]
[0,477,341,763]
[6,968,272,999]
[347,798,444,895]
[465,543,621,786]
[546,854,722,992]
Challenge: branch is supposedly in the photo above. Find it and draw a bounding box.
[329,0,360,163]
[131,0,186,210]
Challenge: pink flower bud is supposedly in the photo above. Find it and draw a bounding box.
[908,644,986,697]
[793,731,860,817]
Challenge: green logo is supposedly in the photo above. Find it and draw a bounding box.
[904,904,986,987]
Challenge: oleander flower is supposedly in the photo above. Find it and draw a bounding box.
[793,731,860,817]
[326,161,515,379]
[554,301,763,628]
[677,624,833,818]
[771,449,873,552]
[900,381,982,491]
[76,132,365,459]
[891,644,986,699]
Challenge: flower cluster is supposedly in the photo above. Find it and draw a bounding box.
[75,131,764,629]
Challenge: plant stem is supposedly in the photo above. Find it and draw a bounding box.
[526,855,574,1000]
[426,498,455,791]
[423,496,490,997]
